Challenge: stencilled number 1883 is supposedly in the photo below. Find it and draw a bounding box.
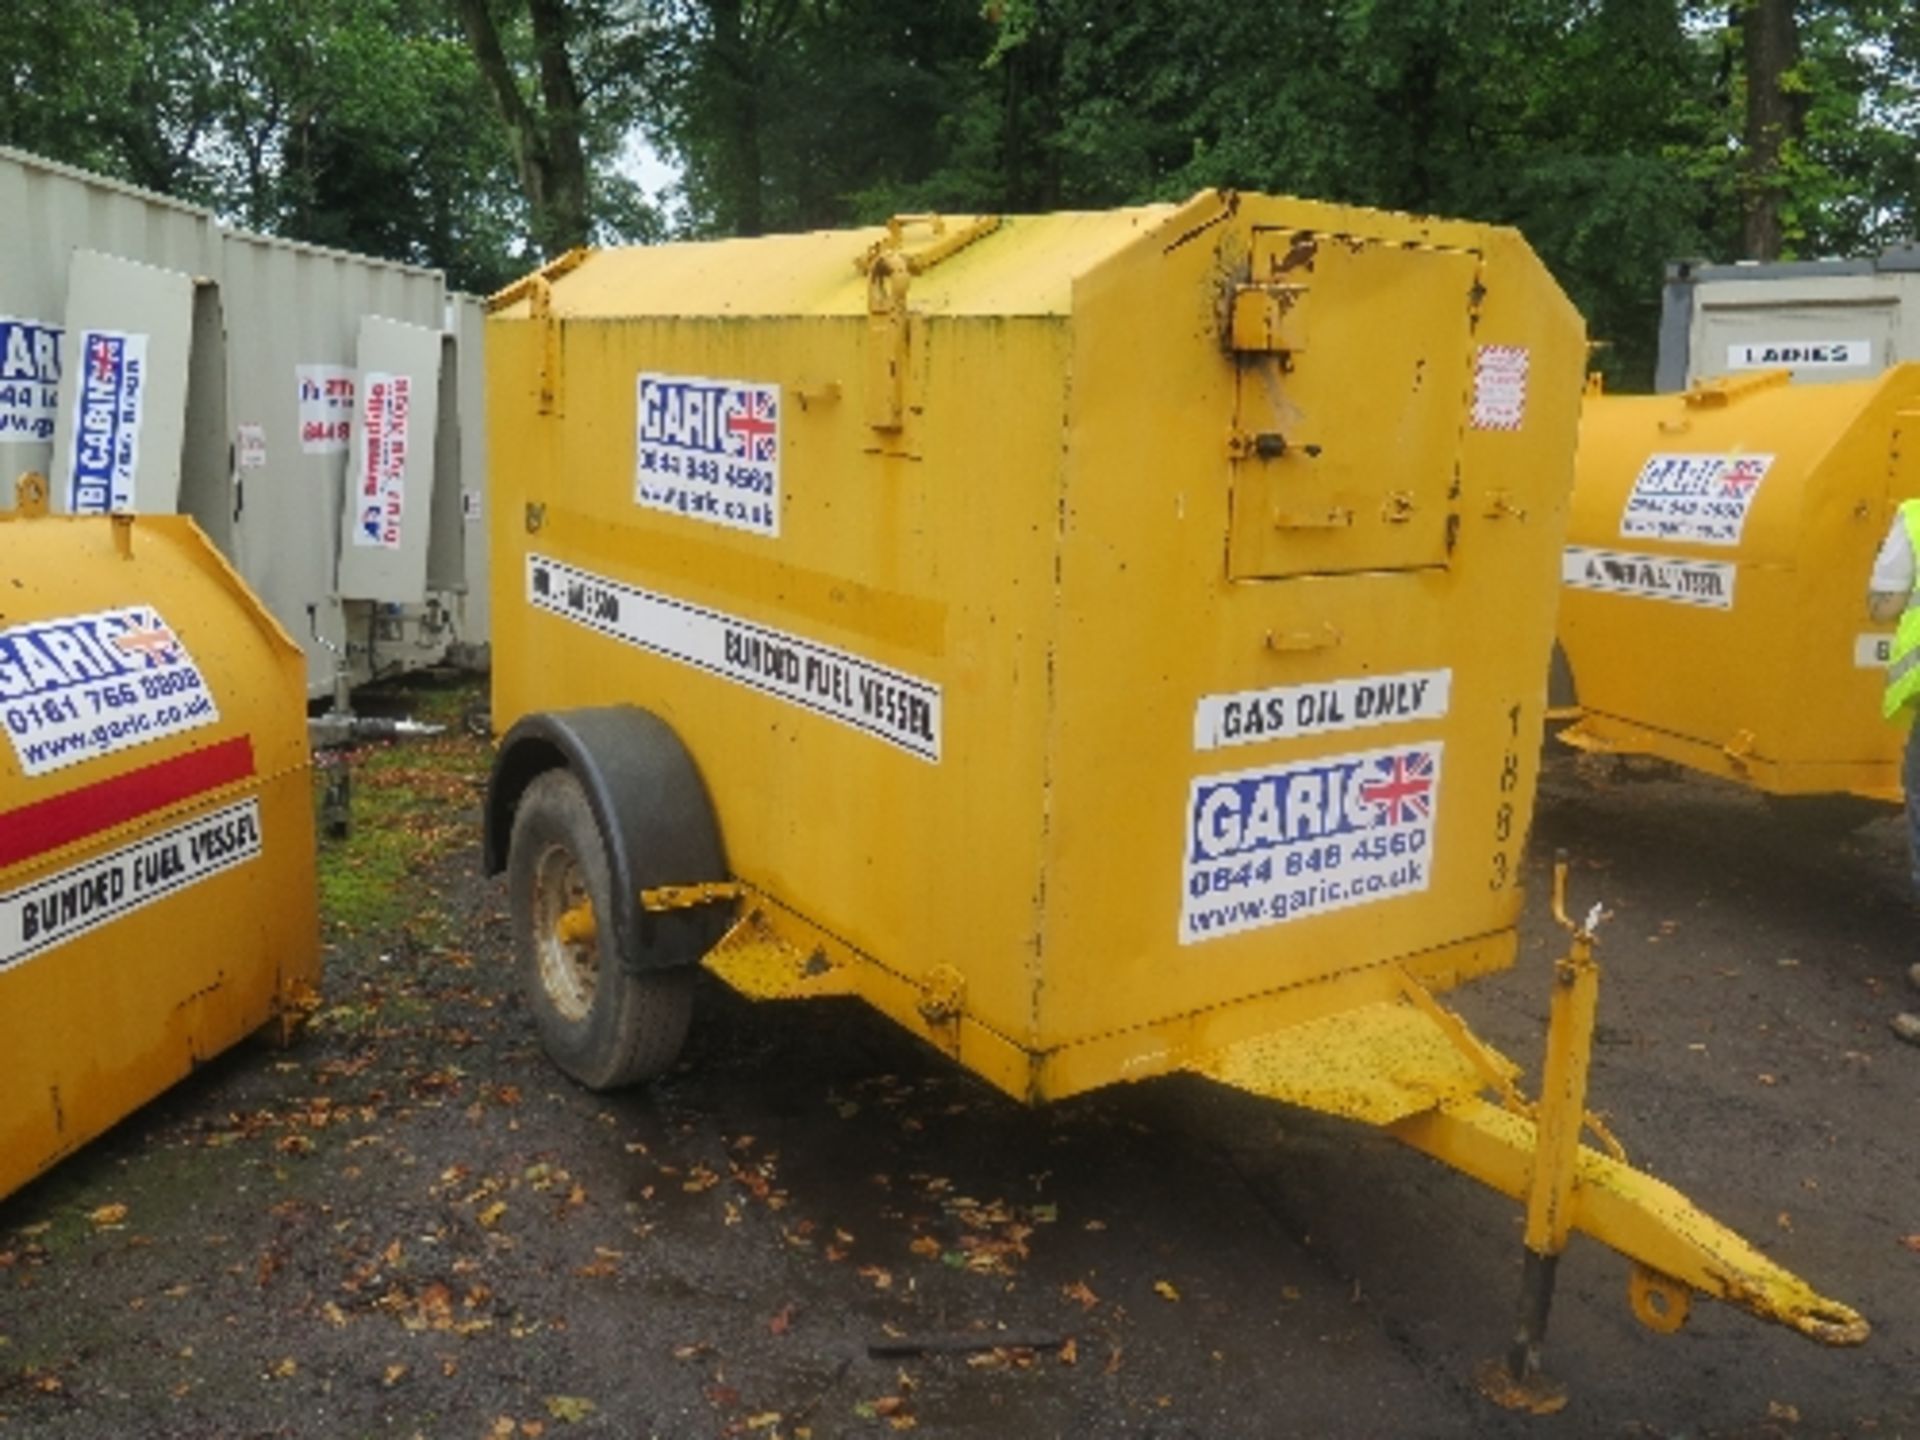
[1489,702,1521,891]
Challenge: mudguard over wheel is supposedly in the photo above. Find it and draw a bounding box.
[507,768,693,1088]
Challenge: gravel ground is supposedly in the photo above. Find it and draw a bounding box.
[1,712,1915,1439]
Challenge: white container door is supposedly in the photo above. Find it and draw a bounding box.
[336,315,442,603]
[48,249,197,514]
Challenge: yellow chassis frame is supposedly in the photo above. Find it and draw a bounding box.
[639,863,1866,1407]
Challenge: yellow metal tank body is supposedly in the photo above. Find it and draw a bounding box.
[0,482,318,1201]
[488,194,1583,1098]
[484,195,1865,1362]
[1560,367,1920,802]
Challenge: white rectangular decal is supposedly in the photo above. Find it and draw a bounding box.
[0,316,63,444]
[1470,345,1529,431]
[635,371,780,537]
[527,555,939,762]
[1193,669,1451,751]
[65,329,148,513]
[1181,743,1440,944]
[0,800,261,973]
[1620,452,1772,547]
[1727,340,1871,371]
[0,605,220,776]
[236,423,267,469]
[351,371,410,550]
[297,364,356,453]
[1562,546,1735,610]
[1856,632,1893,669]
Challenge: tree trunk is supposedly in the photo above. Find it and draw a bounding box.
[706,0,765,235]
[1738,0,1802,260]
[526,0,590,252]
[454,0,591,258]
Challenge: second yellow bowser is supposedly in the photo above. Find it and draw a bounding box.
[1558,366,1920,803]
[483,191,1864,1384]
[0,477,319,1203]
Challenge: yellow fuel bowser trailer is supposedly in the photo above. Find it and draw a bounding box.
[0,475,318,1201]
[1558,366,1920,805]
[481,192,1864,1399]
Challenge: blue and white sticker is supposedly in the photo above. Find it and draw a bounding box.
[66,329,148,513]
[636,371,781,537]
[1180,743,1441,944]
[1619,452,1772,547]
[0,605,219,777]
[0,316,63,444]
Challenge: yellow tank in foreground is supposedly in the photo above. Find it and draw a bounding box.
[0,475,319,1202]
[481,193,1865,1396]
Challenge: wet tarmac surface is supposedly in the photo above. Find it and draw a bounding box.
[1,747,1915,1438]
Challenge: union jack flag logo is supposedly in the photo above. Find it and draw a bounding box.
[111,613,181,667]
[1359,750,1435,826]
[724,388,779,463]
[89,335,122,383]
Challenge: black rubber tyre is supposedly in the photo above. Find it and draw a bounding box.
[507,768,693,1089]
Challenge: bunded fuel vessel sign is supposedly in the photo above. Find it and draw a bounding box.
[65,329,147,513]
[1181,743,1441,944]
[635,371,781,538]
[352,372,410,549]
[0,317,62,444]
[0,604,220,776]
[1619,451,1773,547]
[526,554,940,761]
[1562,545,1735,609]
[0,800,262,973]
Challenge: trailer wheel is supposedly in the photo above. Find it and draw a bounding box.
[507,768,693,1089]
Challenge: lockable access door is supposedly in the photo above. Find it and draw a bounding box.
[1226,229,1479,579]
[335,315,443,604]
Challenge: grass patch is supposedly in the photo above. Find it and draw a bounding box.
[315,675,491,947]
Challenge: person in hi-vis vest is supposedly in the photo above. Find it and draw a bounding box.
[1867,500,1920,1045]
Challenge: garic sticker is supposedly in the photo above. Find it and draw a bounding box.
[0,316,63,444]
[1180,743,1441,944]
[0,605,220,777]
[635,371,781,537]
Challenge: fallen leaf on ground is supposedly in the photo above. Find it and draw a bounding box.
[1900,1234,1920,1253]
[478,1202,508,1229]
[88,1204,129,1227]
[1768,1400,1800,1422]
[769,1303,795,1335]
[908,1236,941,1258]
[544,1396,596,1423]
[1062,1280,1099,1310]
[1153,1280,1181,1302]
[383,1364,408,1387]
[857,1265,894,1290]
[745,1415,782,1431]
[1058,1338,1078,1366]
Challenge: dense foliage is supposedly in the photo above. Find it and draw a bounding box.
[4,0,1918,383]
